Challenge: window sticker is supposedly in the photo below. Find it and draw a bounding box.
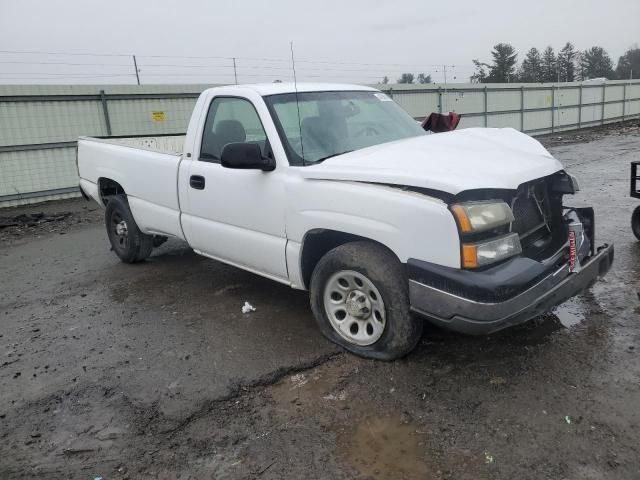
[151,111,166,122]
[373,93,393,102]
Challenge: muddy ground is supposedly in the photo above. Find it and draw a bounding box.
[1,123,640,479]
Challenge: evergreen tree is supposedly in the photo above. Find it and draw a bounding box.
[397,73,415,84]
[519,47,543,82]
[417,73,432,84]
[580,46,614,79]
[615,46,640,79]
[558,42,578,82]
[487,43,517,82]
[541,46,557,82]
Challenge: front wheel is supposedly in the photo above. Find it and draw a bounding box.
[632,206,640,241]
[105,195,153,263]
[310,241,423,360]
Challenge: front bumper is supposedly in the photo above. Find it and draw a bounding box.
[408,243,614,335]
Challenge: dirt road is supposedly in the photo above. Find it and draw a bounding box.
[1,126,639,479]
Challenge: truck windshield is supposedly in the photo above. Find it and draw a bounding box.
[264,90,426,166]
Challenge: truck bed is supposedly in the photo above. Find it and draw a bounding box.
[77,134,186,239]
[84,134,185,155]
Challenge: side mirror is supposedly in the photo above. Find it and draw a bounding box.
[220,143,275,171]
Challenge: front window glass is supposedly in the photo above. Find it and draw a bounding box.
[200,97,267,162]
[265,91,426,166]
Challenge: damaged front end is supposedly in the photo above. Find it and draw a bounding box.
[407,171,614,335]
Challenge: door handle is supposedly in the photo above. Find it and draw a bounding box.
[190,175,205,190]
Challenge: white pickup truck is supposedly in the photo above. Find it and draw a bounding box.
[77,83,613,360]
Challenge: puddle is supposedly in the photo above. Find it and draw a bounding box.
[270,360,352,407]
[553,297,586,328]
[337,415,430,480]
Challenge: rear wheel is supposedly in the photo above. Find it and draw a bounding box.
[105,195,153,263]
[310,241,423,360]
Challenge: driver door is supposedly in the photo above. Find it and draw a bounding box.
[181,95,288,281]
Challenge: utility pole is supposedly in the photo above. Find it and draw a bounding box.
[232,57,238,84]
[443,64,447,113]
[556,66,561,128]
[132,55,140,85]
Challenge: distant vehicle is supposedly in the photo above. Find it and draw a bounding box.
[631,161,640,239]
[581,78,608,84]
[77,83,613,360]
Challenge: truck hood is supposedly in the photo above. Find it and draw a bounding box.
[301,128,563,195]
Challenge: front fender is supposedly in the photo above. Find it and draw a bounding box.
[286,178,461,268]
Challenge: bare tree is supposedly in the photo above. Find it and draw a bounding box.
[470,59,489,83]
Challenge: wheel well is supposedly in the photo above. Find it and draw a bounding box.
[98,178,125,205]
[300,229,394,289]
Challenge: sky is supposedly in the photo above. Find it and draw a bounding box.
[0,0,638,85]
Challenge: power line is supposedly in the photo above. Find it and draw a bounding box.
[0,49,469,70]
[0,49,285,62]
[0,60,472,75]
[0,72,135,77]
[0,60,135,67]
[0,49,475,84]
[0,75,137,80]
[295,58,458,68]
[0,49,130,57]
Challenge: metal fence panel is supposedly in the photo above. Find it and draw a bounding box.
[558,87,580,106]
[108,98,197,136]
[557,106,580,127]
[488,112,521,128]
[488,90,521,112]
[523,109,550,132]
[605,102,624,120]
[390,91,439,118]
[458,115,484,129]
[0,100,106,146]
[607,85,624,102]
[524,88,552,109]
[0,147,77,203]
[442,90,483,114]
[1,80,639,207]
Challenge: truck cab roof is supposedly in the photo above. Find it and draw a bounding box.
[204,82,378,97]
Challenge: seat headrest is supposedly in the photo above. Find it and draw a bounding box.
[215,120,246,144]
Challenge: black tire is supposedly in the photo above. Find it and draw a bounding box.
[632,206,640,241]
[153,235,168,248]
[310,241,423,360]
[105,195,153,263]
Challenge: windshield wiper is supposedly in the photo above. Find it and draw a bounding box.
[313,150,354,164]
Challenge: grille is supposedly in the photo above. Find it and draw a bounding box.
[511,180,552,245]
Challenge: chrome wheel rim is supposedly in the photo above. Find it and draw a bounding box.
[323,270,386,346]
[111,212,129,250]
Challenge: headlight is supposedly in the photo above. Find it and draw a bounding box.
[569,174,580,192]
[462,233,522,268]
[450,201,514,233]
